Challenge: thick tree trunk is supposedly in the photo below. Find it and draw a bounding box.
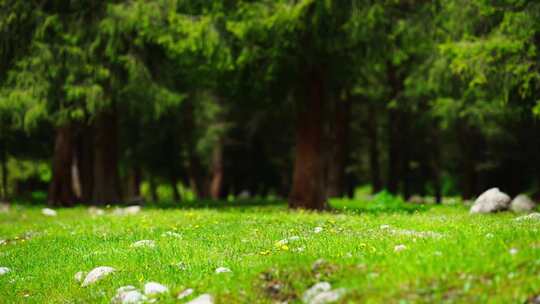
[148,175,159,202]
[76,125,94,203]
[326,96,351,198]
[209,139,224,200]
[367,103,382,193]
[91,109,121,204]
[48,124,77,207]
[171,175,181,202]
[288,67,327,210]
[457,123,478,200]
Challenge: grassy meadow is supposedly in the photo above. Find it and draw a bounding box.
[0,198,539,303]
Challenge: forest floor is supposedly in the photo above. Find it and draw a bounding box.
[0,198,539,303]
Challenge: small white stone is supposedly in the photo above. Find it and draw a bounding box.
[74,271,86,282]
[177,288,194,299]
[515,213,540,221]
[0,240,6,245]
[288,236,300,241]
[394,244,407,253]
[314,227,323,234]
[380,224,390,230]
[41,208,57,216]
[0,267,10,275]
[302,282,332,303]
[124,205,141,215]
[144,282,168,295]
[509,248,518,255]
[161,231,182,238]
[310,288,346,304]
[215,267,232,274]
[186,294,214,304]
[131,240,156,248]
[81,266,115,287]
[112,286,146,304]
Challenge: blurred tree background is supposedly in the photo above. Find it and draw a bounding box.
[1,0,539,210]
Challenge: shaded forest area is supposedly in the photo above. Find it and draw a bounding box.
[1,0,540,210]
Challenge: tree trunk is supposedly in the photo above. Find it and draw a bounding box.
[125,167,142,200]
[326,96,351,198]
[386,63,403,194]
[76,125,94,203]
[148,175,159,202]
[48,124,77,207]
[183,99,208,199]
[171,175,181,202]
[367,103,382,193]
[1,141,8,200]
[288,67,327,210]
[91,109,121,204]
[209,139,224,200]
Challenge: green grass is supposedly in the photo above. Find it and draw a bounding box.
[0,200,539,303]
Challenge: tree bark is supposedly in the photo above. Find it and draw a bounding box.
[125,167,142,200]
[326,96,351,198]
[209,139,224,200]
[76,124,94,203]
[48,124,77,207]
[288,67,327,210]
[1,140,8,200]
[183,99,209,199]
[91,109,121,204]
[367,103,382,193]
[171,175,181,202]
[386,63,403,194]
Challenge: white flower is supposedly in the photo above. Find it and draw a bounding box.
[380,225,390,230]
[314,227,323,234]
[0,267,10,275]
[509,248,518,255]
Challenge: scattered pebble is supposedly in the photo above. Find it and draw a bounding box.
[215,267,232,274]
[0,203,9,213]
[161,231,182,238]
[177,288,194,299]
[0,267,10,275]
[186,294,214,304]
[302,282,332,303]
[288,236,301,241]
[114,206,141,216]
[380,224,390,230]
[41,208,57,217]
[310,289,346,304]
[74,271,86,282]
[314,227,323,234]
[394,244,407,253]
[112,286,146,304]
[509,248,519,255]
[88,206,105,216]
[0,240,6,245]
[144,282,168,295]
[131,240,156,248]
[81,266,116,287]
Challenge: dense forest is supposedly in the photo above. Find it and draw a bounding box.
[1,0,539,210]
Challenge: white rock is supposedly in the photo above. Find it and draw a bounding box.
[0,240,6,245]
[131,240,156,248]
[0,203,9,213]
[302,282,332,303]
[42,208,57,216]
[124,205,141,215]
[510,194,537,213]
[509,248,519,255]
[314,227,323,234]
[515,212,540,221]
[215,267,232,274]
[186,294,214,304]
[112,286,147,304]
[81,266,115,287]
[88,206,105,216]
[394,244,407,253]
[177,288,194,299]
[0,267,10,275]
[470,188,511,214]
[380,224,390,230]
[144,282,168,295]
[309,288,346,304]
[74,271,86,282]
[288,236,301,242]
